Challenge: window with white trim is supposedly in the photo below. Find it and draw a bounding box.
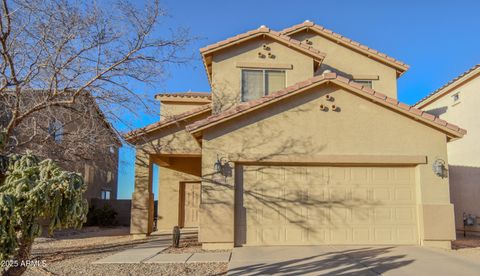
[101,190,111,200]
[241,69,286,101]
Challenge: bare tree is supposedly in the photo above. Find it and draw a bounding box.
[0,0,192,160]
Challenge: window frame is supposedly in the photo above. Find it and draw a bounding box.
[353,79,374,89]
[452,92,460,103]
[241,68,286,102]
[101,189,111,200]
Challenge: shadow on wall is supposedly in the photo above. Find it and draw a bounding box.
[228,247,414,276]
[449,165,480,229]
[425,106,448,117]
[200,91,383,242]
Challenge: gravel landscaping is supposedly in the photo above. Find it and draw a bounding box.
[23,227,227,276]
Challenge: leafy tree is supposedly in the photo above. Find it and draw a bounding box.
[0,152,87,276]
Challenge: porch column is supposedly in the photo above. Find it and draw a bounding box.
[130,149,154,238]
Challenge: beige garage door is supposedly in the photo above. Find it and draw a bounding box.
[236,165,418,245]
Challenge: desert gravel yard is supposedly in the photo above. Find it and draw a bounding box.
[24,227,227,276]
[20,228,480,276]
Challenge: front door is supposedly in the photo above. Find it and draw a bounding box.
[183,182,200,228]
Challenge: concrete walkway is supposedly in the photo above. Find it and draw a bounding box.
[228,246,480,275]
[93,232,231,264]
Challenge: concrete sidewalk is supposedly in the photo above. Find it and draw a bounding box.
[93,234,231,264]
[228,245,480,276]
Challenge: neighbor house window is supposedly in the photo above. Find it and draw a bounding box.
[452,92,460,103]
[48,119,64,143]
[241,69,286,101]
[101,190,111,200]
[353,80,373,89]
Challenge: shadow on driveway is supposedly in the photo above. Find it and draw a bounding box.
[228,246,412,276]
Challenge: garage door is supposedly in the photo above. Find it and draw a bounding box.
[236,165,418,245]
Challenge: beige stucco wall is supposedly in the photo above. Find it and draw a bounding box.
[211,37,315,112]
[160,102,209,119]
[200,83,454,248]
[130,113,208,237]
[289,30,398,98]
[422,75,480,230]
[139,111,209,156]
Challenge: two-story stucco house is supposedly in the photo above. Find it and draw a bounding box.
[415,64,480,232]
[125,21,466,249]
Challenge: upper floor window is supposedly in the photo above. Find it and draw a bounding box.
[452,92,460,103]
[101,189,111,200]
[241,69,286,101]
[353,79,373,89]
[48,119,64,143]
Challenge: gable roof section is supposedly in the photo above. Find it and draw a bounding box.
[124,104,211,144]
[186,73,466,140]
[200,26,327,83]
[280,21,409,77]
[414,64,480,109]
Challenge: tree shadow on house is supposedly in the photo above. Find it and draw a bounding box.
[228,246,414,276]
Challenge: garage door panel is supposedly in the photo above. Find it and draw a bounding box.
[240,165,418,246]
[394,188,415,202]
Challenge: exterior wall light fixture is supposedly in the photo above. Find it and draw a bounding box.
[432,158,448,178]
[214,155,233,177]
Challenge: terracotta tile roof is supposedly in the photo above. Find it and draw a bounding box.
[280,21,409,75]
[186,73,466,139]
[124,104,211,143]
[200,25,326,59]
[155,92,211,100]
[200,25,326,83]
[414,64,480,109]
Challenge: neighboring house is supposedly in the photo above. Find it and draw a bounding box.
[415,64,480,232]
[0,91,121,202]
[126,21,466,249]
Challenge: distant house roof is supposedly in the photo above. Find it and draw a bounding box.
[280,21,409,76]
[415,64,480,109]
[200,25,327,83]
[124,104,211,144]
[155,92,211,102]
[186,73,465,140]
[0,89,122,146]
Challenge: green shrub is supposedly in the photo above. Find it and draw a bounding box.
[87,203,117,226]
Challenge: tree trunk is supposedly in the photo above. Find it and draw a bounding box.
[3,238,33,276]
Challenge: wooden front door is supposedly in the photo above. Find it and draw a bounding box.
[183,182,200,228]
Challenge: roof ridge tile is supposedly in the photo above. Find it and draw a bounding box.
[280,21,409,71]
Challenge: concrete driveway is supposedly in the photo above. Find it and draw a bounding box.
[228,246,480,275]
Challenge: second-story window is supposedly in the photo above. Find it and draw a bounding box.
[241,69,286,101]
[452,92,460,103]
[48,119,64,143]
[353,79,373,89]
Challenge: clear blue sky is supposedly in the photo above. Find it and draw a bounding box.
[116,0,480,199]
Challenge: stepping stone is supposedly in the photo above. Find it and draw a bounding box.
[187,252,232,263]
[143,253,193,264]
